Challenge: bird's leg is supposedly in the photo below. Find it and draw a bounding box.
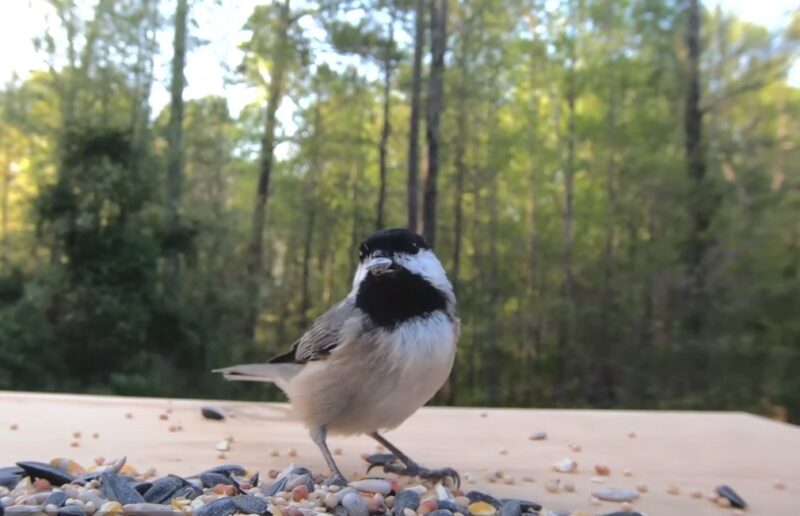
[309,426,348,486]
[366,432,460,488]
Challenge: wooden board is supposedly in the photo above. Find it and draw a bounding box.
[1,391,798,514]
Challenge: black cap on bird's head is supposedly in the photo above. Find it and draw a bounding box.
[358,228,430,263]
[352,228,447,289]
[357,229,430,276]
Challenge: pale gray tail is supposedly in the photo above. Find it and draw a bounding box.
[213,363,302,392]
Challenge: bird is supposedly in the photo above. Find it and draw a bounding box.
[214,228,460,486]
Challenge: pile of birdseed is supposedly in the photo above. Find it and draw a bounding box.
[0,457,564,516]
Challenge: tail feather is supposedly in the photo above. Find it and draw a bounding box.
[213,363,302,392]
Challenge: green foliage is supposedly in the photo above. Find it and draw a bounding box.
[0,0,799,422]
[238,2,311,91]
[33,128,159,384]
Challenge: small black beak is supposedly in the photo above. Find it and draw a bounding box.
[367,250,394,274]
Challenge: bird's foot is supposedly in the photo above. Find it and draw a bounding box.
[364,453,399,471]
[364,453,460,489]
[324,473,349,487]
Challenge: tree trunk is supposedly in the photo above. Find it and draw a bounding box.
[555,24,578,403]
[451,11,471,296]
[1,160,10,265]
[422,0,447,248]
[406,0,424,233]
[467,150,485,402]
[684,0,710,335]
[322,250,335,306]
[349,161,361,277]
[481,41,506,405]
[300,96,322,329]
[602,22,619,299]
[486,149,501,406]
[439,15,470,405]
[166,0,188,293]
[299,196,317,328]
[524,37,542,406]
[130,0,158,155]
[50,1,104,265]
[597,63,619,406]
[245,0,291,340]
[61,0,104,128]
[375,6,395,230]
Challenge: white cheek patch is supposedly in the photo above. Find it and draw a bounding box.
[395,250,453,294]
[350,249,455,304]
[350,263,369,295]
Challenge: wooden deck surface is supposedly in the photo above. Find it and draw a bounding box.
[1,391,798,514]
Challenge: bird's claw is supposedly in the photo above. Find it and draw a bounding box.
[363,454,460,489]
[412,465,461,489]
[365,453,401,472]
[324,473,349,487]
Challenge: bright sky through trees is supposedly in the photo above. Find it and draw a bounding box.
[2,0,797,117]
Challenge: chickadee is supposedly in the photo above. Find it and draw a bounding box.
[215,228,460,485]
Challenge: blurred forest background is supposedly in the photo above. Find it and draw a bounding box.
[1,0,800,421]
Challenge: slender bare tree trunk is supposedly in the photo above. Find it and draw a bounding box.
[130,31,146,145]
[300,96,322,328]
[564,45,577,333]
[597,63,619,405]
[602,154,617,274]
[422,0,447,248]
[555,11,578,402]
[406,0,425,232]
[64,0,104,125]
[524,38,542,405]
[486,144,500,406]
[246,0,291,340]
[602,22,619,300]
[684,0,710,335]
[376,6,395,230]
[166,0,188,293]
[451,13,471,295]
[1,160,10,265]
[130,0,158,155]
[48,1,104,265]
[435,11,474,406]
[322,251,335,306]
[467,144,485,402]
[300,196,317,328]
[275,230,299,349]
[773,83,787,191]
[349,162,361,276]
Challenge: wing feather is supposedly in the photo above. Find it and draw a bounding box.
[269,298,357,364]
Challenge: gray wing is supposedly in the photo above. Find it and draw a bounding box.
[269,297,358,364]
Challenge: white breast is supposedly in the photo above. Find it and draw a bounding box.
[385,312,456,372]
[290,310,458,436]
[369,312,457,430]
